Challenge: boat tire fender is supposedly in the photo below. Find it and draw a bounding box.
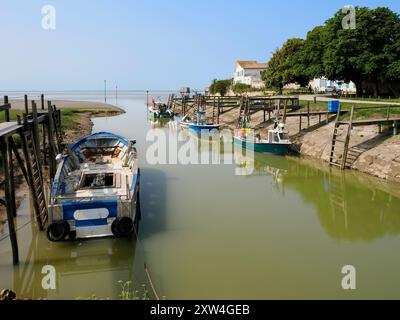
[112,217,134,237]
[47,221,70,242]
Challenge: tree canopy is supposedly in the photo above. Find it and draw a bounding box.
[264,6,400,97]
[209,79,232,96]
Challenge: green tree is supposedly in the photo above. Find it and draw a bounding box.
[321,7,400,96]
[232,83,252,94]
[209,79,232,96]
[265,6,400,97]
[262,38,308,93]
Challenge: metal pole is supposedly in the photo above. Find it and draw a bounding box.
[104,80,107,104]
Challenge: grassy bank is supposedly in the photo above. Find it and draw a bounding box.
[339,97,400,103]
[299,100,400,120]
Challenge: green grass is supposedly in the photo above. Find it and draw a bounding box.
[299,100,400,120]
[339,96,400,103]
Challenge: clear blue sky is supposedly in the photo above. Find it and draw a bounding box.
[0,0,399,91]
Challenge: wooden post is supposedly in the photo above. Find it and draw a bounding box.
[31,101,41,165]
[283,99,287,122]
[24,95,29,115]
[387,106,391,120]
[47,101,57,179]
[217,97,220,124]
[307,102,310,128]
[299,115,302,132]
[3,97,16,218]
[1,137,19,264]
[41,94,45,110]
[4,96,10,121]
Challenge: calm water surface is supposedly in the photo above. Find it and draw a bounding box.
[1,92,400,299]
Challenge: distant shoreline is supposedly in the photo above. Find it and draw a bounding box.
[7,98,126,113]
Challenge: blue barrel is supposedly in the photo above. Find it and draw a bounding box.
[328,100,340,113]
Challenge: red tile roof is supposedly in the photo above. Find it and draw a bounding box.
[236,60,267,69]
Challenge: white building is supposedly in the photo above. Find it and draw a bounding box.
[233,60,267,89]
[309,77,357,94]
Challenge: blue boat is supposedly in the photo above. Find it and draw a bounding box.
[47,132,140,242]
[234,122,291,155]
[188,111,221,132]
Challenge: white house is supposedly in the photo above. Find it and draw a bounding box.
[309,77,357,94]
[233,60,267,89]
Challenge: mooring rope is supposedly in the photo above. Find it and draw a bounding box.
[131,215,161,301]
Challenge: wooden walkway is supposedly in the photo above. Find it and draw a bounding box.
[0,95,62,264]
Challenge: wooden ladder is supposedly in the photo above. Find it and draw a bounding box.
[20,127,48,230]
[329,106,354,170]
[329,173,348,229]
[237,97,248,128]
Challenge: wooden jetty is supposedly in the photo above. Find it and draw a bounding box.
[329,105,400,170]
[0,95,63,264]
[170,94,301,126]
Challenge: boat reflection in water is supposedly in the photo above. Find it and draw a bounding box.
[232,150,400,243]
[283,158,400,242]
[6,196,157,299]
[149,117,176,129]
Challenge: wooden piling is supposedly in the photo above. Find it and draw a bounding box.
[24,95,29,115]
[3,97,16,218]
[47,101,57,179]
[1,137,19,264]
[41,94,45,110]
[31,101,41,166]
[307,102,310,128]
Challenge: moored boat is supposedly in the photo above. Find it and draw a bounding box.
[47,132,140,242]
[234,121,291,155]
[188,111,220,132]
[149,100,174,120]
[179,114,195,128]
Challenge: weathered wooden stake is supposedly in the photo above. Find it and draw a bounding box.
[1,137,19,264]
[31,101,41,166]
[24,95,29,115]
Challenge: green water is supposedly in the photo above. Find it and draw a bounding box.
[1,93,400,299]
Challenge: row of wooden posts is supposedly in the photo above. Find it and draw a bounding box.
[0,94,63,264]
[168,94,301,126]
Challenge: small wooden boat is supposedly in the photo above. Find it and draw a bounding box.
[149,100,174,120]
[188,111,220,132]
[47,132,140,242]
[234,121,291,155]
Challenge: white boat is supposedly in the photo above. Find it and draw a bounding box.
[46,132,140,242]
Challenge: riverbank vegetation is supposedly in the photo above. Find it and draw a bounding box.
[263,6,400,98]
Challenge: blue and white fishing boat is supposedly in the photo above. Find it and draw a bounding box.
[46,132,140,242]
[188,111,220,132]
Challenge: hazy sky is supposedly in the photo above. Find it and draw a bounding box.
[0,0,399,91]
